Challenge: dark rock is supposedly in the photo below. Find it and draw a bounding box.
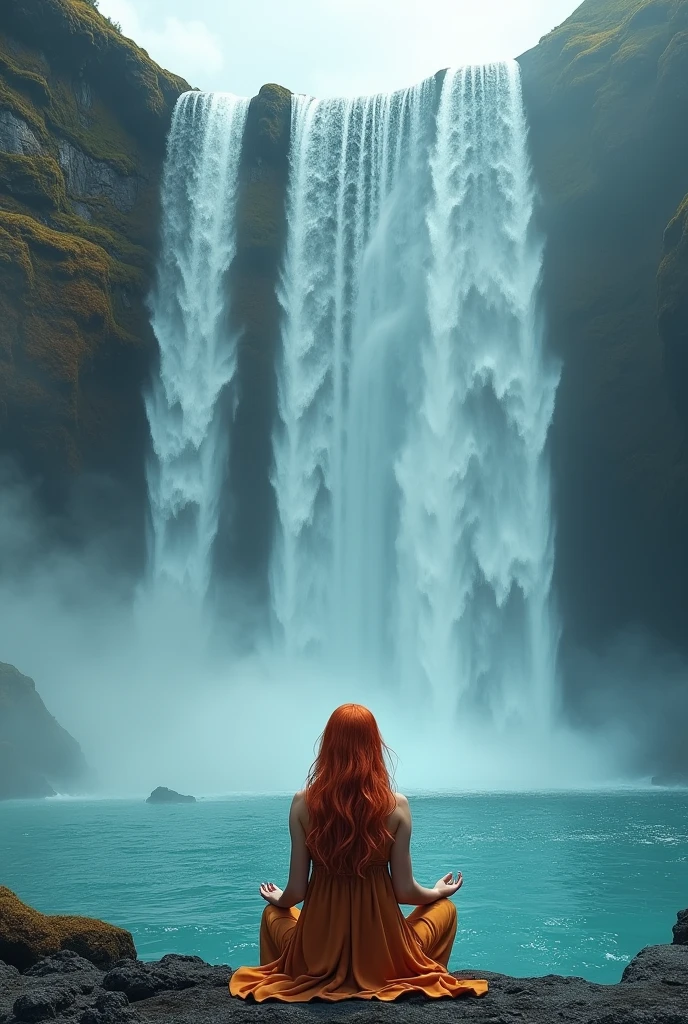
[57,141,139,213]
[0,110,43,156]
[96,992,129,1011]
[518,0,688,669]
[145,788,195,805]
[0,663,88,801]
[0,888,136,972]
[81,991,137,1024]
[0,959,20,986]
[25,950,99,978]
[103,955,230,1002]
[673,909,688,946]
[13,984,76,1022]
[2,927,687,1024]
[621,944,688,985]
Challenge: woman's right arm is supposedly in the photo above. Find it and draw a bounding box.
[389,794,463,906]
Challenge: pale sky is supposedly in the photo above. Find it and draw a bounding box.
[98,0,582,97]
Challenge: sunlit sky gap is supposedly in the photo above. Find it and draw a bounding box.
[97,0,583,97]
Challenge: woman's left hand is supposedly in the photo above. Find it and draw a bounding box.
[259,882,284,905]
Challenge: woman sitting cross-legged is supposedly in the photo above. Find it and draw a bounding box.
[229,703,488,1002]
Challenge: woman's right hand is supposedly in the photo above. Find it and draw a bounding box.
[433,872,463,899]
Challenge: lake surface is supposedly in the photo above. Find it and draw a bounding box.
[1,791,686,982]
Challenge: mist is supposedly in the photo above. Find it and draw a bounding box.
[0,459,671,799]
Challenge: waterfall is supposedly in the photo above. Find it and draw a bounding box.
[271,63,560,719]
[145,92,249,601]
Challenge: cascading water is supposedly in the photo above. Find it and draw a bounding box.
[145,92,249,602]
[271,63,560,721]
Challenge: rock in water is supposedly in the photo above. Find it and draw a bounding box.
[674,909,688,945]
[0,888,136,972]
[146,787,196,804]
[0,663,88,800]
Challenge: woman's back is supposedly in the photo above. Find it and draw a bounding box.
[230,705,487,1002]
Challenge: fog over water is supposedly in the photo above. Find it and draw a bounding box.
[0,456,664,798]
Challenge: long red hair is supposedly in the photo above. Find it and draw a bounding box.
[305,704,395,876]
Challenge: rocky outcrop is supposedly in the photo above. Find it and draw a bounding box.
[145,787,195,804]
[518,0,688,664]
[57,140,139,214]
[0,888,136,972]
[674,908,688,945]
[0,110,42,155]
[0,0,189,544]
[0,912,687,1023]
[0,662,87,799]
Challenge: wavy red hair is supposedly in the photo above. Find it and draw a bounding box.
[305,704,395,876]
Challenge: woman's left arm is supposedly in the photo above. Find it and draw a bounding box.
[259,792,311,909]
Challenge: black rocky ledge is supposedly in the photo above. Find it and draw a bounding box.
[1,916,688,1024]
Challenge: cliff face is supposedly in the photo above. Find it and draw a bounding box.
[518,0,688,659]
[1,0,687,676]
[0,0,188,544]
[0,660,88,799]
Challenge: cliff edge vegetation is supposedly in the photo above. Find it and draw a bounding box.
[0,0,188,524]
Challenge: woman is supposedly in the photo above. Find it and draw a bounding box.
[230,704,487,1002]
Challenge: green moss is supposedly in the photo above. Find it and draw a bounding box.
[0,886,136,972]
[244,83,291,163]
[0,47,50,104]
[0,152,66,209]
[46,77,139,174]
[238,177,284,252]
[0,221,33,285]
[0,76,49,142]
[2,0,188,134]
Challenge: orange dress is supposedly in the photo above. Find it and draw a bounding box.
[229,845,488,1002]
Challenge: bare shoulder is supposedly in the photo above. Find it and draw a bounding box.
[292,790,307,812]
[388,792,410,829]
[291,790,308,826]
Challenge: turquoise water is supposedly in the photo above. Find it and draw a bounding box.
[1,792,686,982]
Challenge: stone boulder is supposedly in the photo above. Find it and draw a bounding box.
[145,788,195,804]
[621,942,688,985]
[0,888,136,972]
[0,663,88,800]
[103,955,230,1001]
[674,909,688,945]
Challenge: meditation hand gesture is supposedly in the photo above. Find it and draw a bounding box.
[433,872,463,899]
[259,882,284,906]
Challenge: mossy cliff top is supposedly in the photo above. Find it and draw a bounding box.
[2,0,188,161]
[519,0,688,208]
